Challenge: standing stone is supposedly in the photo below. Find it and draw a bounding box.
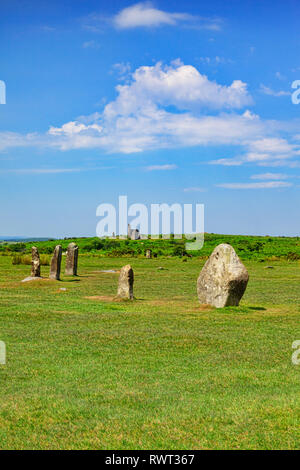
[197,243,249,308]
[65,242,78,275]
[146,249,152,259]
[49,245,62,280]
[31,246,41,277]
[117,264,134,300]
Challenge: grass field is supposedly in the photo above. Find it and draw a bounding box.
[2,232,300,261]
[0,253,299,449]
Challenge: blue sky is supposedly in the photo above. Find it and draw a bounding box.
[1,0,300,237]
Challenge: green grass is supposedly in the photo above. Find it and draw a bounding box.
[1,232,300,260]
[0,254,299,449]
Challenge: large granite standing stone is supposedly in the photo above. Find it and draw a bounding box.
[31,246,41,277]
[197,243,249,308]
[117,264,134,300]
[146,249,152,259]
[65,242,78,275]
[49,245,62,280]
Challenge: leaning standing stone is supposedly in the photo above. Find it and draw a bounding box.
[117,264,134,300]
[65,242,78,275]
[31,246,41,277]
[197,243,249,308]
[49,245,62,280]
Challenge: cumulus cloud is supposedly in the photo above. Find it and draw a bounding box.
[48,121,103,136]
[1,60,299,172]
[0,60,254,155]
[113,2,221,30]
[104,62,252,118]
[33,110,261,155]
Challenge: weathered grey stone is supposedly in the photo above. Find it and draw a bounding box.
[31,246,41,277]
[117,264,134,300]
[49,245,62,280]
[146,249,152,259]
[21,276,43,283]
[197,243,249,308]
[65,242,78,275]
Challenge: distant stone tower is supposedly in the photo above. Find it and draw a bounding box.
[128,223,140,240]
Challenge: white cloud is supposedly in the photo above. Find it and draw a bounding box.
[198,56,233,66]
[217,181,292,189]
[13,61,253,155]
[209,158,244,166]
[103,62,252,118]
[48,121,103,136]
[249,137,293,154]
[0,109,263,155]
[1,60,299,169]
[250,172,288,180]
[111,62,131,81]
[113,2,220,30]
[145,164,177,171]
[260,84,290,97]
[211,137,300,167]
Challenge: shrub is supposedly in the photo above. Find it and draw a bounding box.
[12,254,31,265]
[11,243,26,253]
[40,255,50,266]
[286,252,300,261]
[12,254,49,266]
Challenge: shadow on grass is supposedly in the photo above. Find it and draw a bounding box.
[248,306,267,311]
[217,305,267,314]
